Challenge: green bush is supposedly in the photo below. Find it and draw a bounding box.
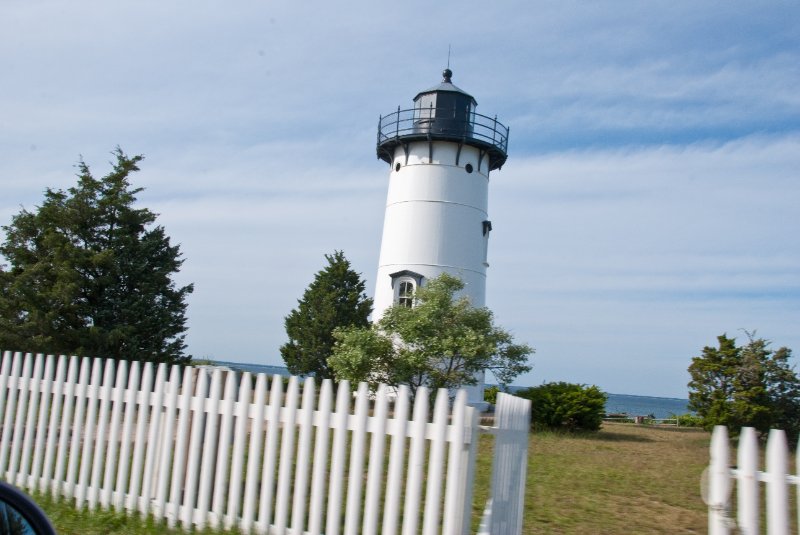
[517,382,607,431]
[484,385,500,405]
[674,413,703,427]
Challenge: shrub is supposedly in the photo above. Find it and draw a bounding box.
[517,382,607,431]
[484,385,500,405]
[674,413,703,428]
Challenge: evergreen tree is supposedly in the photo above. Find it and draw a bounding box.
[0,148,193,364]
[280,251,372,378]
[329,273,533,397]
[688,332,800,441]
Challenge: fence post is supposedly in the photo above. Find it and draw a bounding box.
[487,392,531,535]
[737,427,759,535]
[708,425,731,535]
[459,405,480,535]
[796,437,799,534]
[765,429,789,535]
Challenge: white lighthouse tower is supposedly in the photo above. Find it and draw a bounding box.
[373,69,509,406]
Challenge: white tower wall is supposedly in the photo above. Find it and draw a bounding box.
[373,141,491,407]
[373,142,490,317]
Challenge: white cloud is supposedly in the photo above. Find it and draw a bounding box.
[1,0,798,398]
[488,135,800,396]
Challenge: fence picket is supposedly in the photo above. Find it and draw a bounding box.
[226,372,252,530]
[76,358,103,507]
[183,367,208,528]
[0,352,16,478]
[56,356,79,498]
[766,429,789,535]
[402,386,429,535]
[89,358,115,508]
[141,363,168,517]
[128,362,153,512]
[211,371,236,527]
[443,389,467,535]
[195,368,222,529]
[30,355,55,491]
[422,388,449,535]
[241,372,267,532]
[737,427,759,534]
[256,374,283,533]
[155,365,180,517]
[308,379,333,535]
[8,352,33,485]
[41,355,67,494]
[460,405,480,534]
[344,382,369,535]
[101,359,127,508]
[274,375,299,533]
[291,376,316,534]
[382,385,409,535]
[19,354,44,489]
[326,380,351,535]
[65,357,91,498]
[168,366,193,525]
[363,384,388,535]
[115,360,139,510]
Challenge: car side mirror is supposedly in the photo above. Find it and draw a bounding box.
[0,482,56,535]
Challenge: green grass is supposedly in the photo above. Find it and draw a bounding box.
[519,423,710,534]
[28,491,230,535]
[35,423,717,534]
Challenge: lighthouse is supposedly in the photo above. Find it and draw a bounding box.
[373,69,509,406]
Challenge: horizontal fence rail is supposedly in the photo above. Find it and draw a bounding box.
[707,425,800,535]
[0,350,531,534]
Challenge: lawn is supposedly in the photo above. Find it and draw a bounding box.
[495,422,709,534]
[34,422,712,534]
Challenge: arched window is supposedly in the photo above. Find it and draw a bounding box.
[397,280,415,308]
[389,270,424,308]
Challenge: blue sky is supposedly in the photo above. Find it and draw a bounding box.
[1,1,798,398]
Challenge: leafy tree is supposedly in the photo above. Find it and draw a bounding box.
[484,385,501,405]
[517,382,607,431]
[687,332,800,441]
[329,273,533,397]
[0,149,193,364]
[280,251,372,378]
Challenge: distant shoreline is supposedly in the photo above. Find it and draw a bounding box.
[211,361,691,418]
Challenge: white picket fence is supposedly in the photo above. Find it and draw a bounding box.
[0,350,530,534]
[707,425,800,535]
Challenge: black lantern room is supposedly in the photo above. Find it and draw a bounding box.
[377,69,509,171]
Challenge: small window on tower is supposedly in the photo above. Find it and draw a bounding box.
[390,270,423,308]
[397,280,415,307]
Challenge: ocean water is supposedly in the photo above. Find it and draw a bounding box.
[212,360,293,377]
[603,393,690,419]
[212,361,691,419]
[502,385,690,419]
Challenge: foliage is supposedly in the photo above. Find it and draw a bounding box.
[329,273,532,396]
[280,251,372,379]
[673,413,704,428]
[687,332,800,441]
[0,149,193,364]
[484,385,500,405]
[517,382,607,431]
